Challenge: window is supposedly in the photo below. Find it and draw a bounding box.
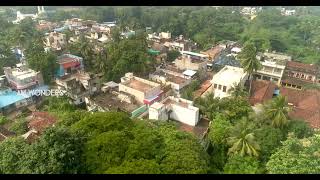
[218,85,222,90]
[214,84,217,89]
[223,86,227,92]
[308,76,313,80]
[273,68,282,74]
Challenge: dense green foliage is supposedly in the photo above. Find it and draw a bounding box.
[266,134,320,174]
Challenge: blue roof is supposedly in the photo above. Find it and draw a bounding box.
[214,54,241,67]
[0,90,29,108]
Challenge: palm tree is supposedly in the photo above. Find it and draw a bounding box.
[237,43,262,95]
[227,118,260,157]
[262,95,291,128]
[228,82,248,98]
[194,93,219,121]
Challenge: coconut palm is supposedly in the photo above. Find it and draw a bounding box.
[262,95,291,128]
[237,43,262,95]
[227,118,260,157]
[228,82,248,98]
[194,93,219,120]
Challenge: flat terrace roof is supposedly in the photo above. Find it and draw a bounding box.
[162,98,189,108]
[154,71,187,84]
[92,92,139,113]
[126,79,155,92]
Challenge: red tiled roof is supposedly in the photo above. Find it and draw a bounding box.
[286,61,318,72]
[280,87,320,129]
[29,112,57,133]
[193,80,212,98]
[249,80,277,105]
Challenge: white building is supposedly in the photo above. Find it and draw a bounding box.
[149,66,192,95]
[13,6,46,24]
[211,65,248,99]
[254,52,291,84]
[119,73,162,105]
[149,96,199,126]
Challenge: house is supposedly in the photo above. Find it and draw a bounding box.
[55,71,103,105]
[281,8,296,16]
[149,96,199,126]
[281,61,319,90]
[0,88,33,114]
[280,87,320,129]
[193,80,213,99]
[200,45,225,62]
[163,35,197,52]
[174,51,208,72]
[149,67,192,95]
[36,20,57,31]
[211,65,248,99]
[3,63,44,90]
[119,73,162,105]
[56,54,84,78]
[249,80,278,106]
[45,32,67,51]
[22,111,57,143]
[147,32,172,43]
[85,82,140,114]
[254,52,291,84]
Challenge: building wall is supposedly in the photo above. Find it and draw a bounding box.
[149,104,168,120]
[119,84,146,104]
[174,56,207,71]
[212,75,247,99]
[169,103,199,126]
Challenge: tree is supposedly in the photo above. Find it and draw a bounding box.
[71,112,133,137]
[42,97,76,113]
[285,120,314,139]
[25,37,58,84]
[228,82,248,98]
[106,159,161,174]
[83,130,131,173]
[24,127,85,174]
[124,121,164,161]
[224,154,260,174]
[255,126,284,163]
[227,118,260,157]
[194,93,219,120]
[8,118,28,135]
[0,137,30,174]
[0,115,8,125]
[237,42,262,94]
[166,50,180,62]
[208,113,232,145]
[262,95,290,128]
[266,134,320,174]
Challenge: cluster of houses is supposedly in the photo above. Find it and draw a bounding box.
[1,11,320,142]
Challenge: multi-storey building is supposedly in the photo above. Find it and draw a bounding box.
[149,96,199,126]
[119,73,162,105]
[281,61,319,90]
[45,32,67,51]
[211,65,248,99]
[254,52,292,84]
[3,63,43,90]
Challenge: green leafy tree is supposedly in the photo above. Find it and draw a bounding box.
[83,130,131,173]
[228,82,248,98]
[8,118,28,135]
[224,154,260,174]
[285,120,314,139]
[106,159,161,174]
[266,134,320,174]
[166,50,181,62]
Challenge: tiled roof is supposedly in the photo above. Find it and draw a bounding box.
[193,80,212,99]
[281,76,314,87]
[286,61,318,73]
[29,112,57,133]
[249,80,277,105]
[280,87,320,129]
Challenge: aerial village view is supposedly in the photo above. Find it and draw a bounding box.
[0,6,320,174]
